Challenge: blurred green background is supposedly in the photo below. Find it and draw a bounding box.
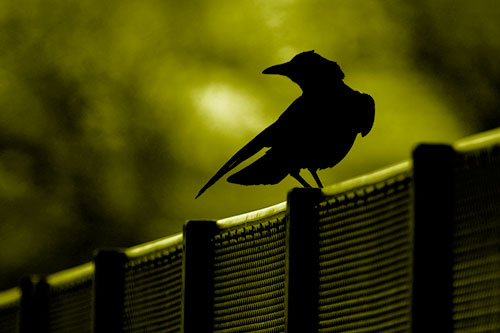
[1,0,499,289]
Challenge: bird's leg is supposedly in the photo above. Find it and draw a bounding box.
[291,172,312,188]
[308,168,324,188]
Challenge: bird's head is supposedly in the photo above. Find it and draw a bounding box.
[262,51,344,90]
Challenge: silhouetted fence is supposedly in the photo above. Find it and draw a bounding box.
[1,128,500,332]
[94,235,183,332]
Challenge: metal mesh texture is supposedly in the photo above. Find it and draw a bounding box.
[123,243,183,333]
[212,214,287,332]
[0,289,20,333]
[46,273,93,332]
[452,143,500,333]
[317,172,412,332]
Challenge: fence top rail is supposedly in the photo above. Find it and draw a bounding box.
[217,201,287,229]
[322,160,411,197]
[216,162,410,229]
[125,232,182,258]
[46,262,94,287]
[454,126,500,152]
[0,287,21,307]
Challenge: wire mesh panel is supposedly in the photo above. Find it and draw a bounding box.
[212,203,287,332]
[452,130,500,332]
[122,234,183,332]
[317,163,413,332]
[0,287,21,333]
[45,263,94,333]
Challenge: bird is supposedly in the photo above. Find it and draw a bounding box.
[196,50,374,198]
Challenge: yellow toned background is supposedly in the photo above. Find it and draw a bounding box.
[1,0,499,289]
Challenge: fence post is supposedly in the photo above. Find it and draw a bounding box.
[19,276,48,333]
[93,249,127,332]
[182,220,217,333]
[412,144,455,332]
[286,187,322,333]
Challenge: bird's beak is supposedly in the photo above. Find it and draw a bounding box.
[262,62,291,75]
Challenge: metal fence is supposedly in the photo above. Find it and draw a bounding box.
[0,288,20,333]
[316,163,412,332]
[1,128,500,332]
[93,234,183,332]
[451,133,500,332]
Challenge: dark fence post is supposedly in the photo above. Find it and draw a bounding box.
[19,276,48,333]
[286,187,322,333]
[93,249,127,332]
[412,144,455,332]
[182,220,217,333]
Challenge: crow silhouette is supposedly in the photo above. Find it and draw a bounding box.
[196,51,374,198]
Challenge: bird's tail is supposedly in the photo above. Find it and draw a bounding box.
[195,128,271,198]
[226,153,288,185]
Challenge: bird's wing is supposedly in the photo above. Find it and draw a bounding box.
[226,151,288,185]
[195,124,275,198]
[357,92,375,137]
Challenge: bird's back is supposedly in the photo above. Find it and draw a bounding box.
[265,83,370,170]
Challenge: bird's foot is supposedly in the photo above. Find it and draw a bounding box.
[308,169,324,188]
[291,172,312,188]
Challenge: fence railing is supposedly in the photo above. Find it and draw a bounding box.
[0,287,20,332]
[1,127,500,332]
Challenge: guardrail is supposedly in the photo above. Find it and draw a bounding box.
[1,127,499,332]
